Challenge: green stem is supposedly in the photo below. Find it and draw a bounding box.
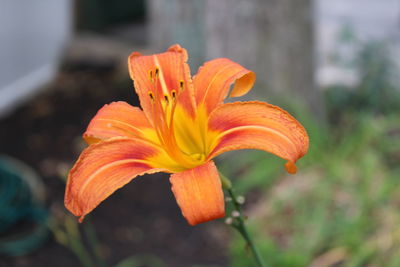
[84,219,107,267]
[220,173,266,267]
[65,217,96,267]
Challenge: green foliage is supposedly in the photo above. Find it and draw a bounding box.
[222,40,400,266]
[224,112,400,266]
[114,254,165,267]
[326,40,400,123]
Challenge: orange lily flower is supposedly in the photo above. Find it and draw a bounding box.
[65,44,309,226]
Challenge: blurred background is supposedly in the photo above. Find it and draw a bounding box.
[0,0,400,266]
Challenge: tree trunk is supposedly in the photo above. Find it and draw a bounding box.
[148,0,325,119]
[148,0,206,69]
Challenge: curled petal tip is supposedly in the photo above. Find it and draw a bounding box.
[130,51,142,58]
[193,58,255,113]
[168,44,184,52]
[285,161,297,174]
[230,71,256,98]
[167,44,189,61]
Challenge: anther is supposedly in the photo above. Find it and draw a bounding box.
[164,95,169,104]
[148,91,155,101]
[171,90,177,99]
[155,67,160,78]
[148,70,153,82]
[179,80,184,91]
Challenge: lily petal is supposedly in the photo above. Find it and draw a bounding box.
[83,101,157,145]
[207,101,309,174]
[128,44,196,121]
[193,58,256,114]
[170,161,225,226]
[65,137,163,222]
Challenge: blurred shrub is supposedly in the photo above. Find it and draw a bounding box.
[76,0,146,31]
[221,39,400,266]
[326,40,400,125]
[223,113,400,266]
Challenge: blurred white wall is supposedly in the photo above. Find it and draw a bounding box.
[0,0,72,117]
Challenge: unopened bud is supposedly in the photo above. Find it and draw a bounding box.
[225,217,233,225]
[236,196,245,204]
[231,210,240,218]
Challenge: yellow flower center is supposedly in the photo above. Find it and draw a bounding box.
[142,66,217,173]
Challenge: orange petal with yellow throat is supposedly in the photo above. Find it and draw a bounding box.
[207,101,309,174]
[65,137,163,222]
[83,101,157,145]
[170,161,225,226]
[193,58,256,114]
[128,44,196,122]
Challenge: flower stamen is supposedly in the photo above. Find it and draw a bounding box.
[148,91,155,102]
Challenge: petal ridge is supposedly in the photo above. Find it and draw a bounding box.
[169,161,225,225]
[207,101,309,173]
[65,137,163,221]
[83,101,156,145]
